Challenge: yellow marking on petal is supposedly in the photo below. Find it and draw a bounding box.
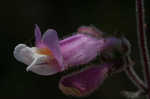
[59,84,82,96]
[36,47,53,57]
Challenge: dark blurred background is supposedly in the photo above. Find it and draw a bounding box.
[1,0,150,99]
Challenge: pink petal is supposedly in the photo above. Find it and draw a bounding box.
[35,24,42,45]
[60,34,104,67]
[42,29,64,70]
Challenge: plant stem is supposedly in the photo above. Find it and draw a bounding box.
[125,66,147,91]
[136,0,150,98]
[124,56,147,92]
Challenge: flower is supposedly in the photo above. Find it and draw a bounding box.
[14,25,130,97]
[14,25,64,76]
[14,25,105,76]
[59,63,113,97]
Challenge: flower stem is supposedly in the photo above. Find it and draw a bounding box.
[136,0,150,98]
[125,66,147,91]
[124,56,147,92]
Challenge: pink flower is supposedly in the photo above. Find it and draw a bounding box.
[14,25,130,97]
[14,25,104,76]
[59,63,113,96]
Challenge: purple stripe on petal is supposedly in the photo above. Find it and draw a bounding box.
[42,29,64,70]
[35,24,42,45]
[59,63,112,97]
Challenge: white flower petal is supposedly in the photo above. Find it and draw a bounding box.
[14,44,61,76]
[14,44,35,65]
[26,55,60,76]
